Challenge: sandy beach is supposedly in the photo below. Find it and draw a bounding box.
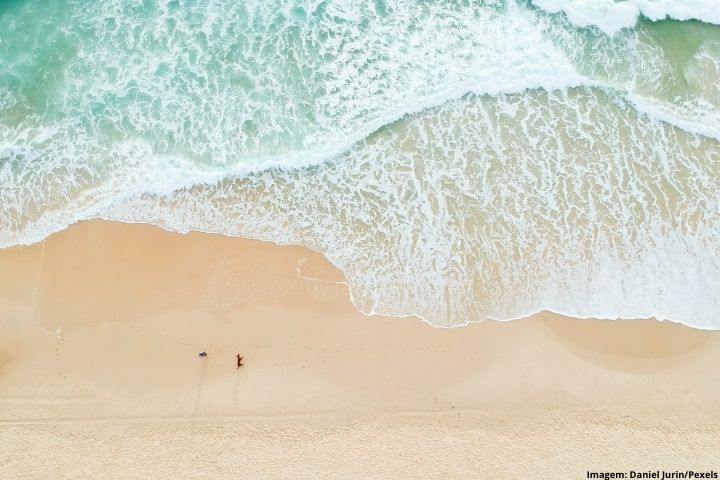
[3,1,720,478]
[1,220,719,479]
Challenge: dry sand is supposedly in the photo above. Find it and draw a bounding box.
[1,220,719,479]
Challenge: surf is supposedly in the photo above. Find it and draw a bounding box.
[2,0,720,328]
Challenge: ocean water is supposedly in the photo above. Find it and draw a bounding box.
[1,0,720,328]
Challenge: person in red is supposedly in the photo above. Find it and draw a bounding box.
[236,354,244,369]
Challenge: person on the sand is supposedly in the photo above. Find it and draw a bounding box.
[236,354,244,369]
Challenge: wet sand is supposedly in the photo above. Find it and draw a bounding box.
[1,220,719,479]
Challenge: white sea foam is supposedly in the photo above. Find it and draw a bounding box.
[532,0,720,36]
[634,0,720,24]
[627,94,720,142]
[532,0,639,35]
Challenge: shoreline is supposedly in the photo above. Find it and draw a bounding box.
[5,217,714,332]
[1,219,719,477]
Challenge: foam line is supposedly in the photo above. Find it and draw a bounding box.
[532,0,720,36]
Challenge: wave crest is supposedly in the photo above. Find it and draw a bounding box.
[531,0,720,36]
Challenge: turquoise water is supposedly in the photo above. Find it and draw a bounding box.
[2,0,720,328]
